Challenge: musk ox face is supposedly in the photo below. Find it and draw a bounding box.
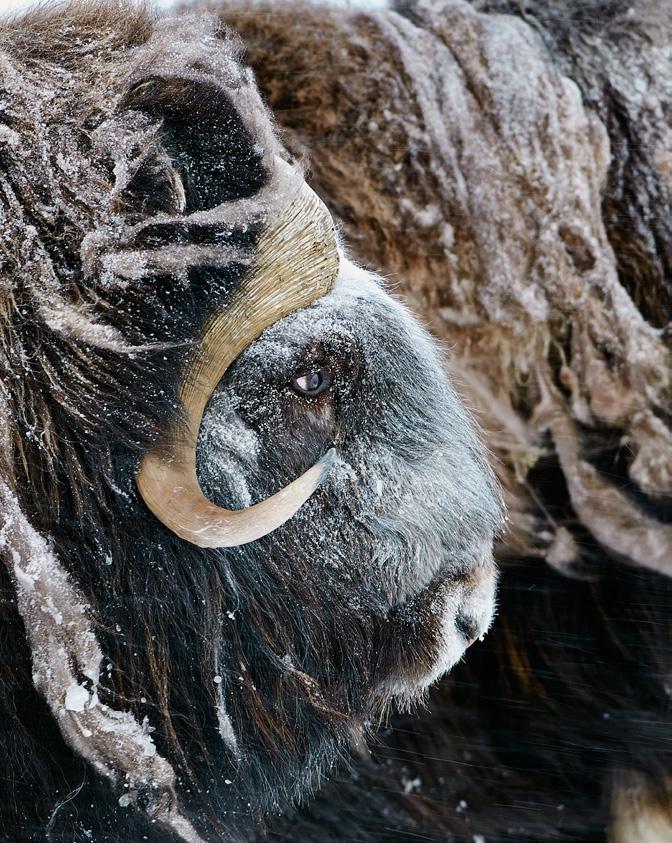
[45,256,501,838]
[197,259,501,702]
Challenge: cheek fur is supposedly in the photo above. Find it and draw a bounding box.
[289,397,336,441]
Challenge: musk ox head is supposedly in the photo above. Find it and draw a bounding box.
[0,6,502,840]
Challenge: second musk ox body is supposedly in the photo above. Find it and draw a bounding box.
[0,5,501,841]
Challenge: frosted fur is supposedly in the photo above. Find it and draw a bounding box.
[0,6,342,840]
[209,263,501,599]
[3,0,668,839]
[0,396,202,843]
[0,9,298,349]
[200,258,502,705]
[80,14,300,288]
[199,393,260,508]
[371,1,672,571]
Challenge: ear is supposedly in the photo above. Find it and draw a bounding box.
[123,77,268,211]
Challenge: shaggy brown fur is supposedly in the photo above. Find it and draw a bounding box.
[0,4,315,839]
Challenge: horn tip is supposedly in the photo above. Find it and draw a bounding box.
[318,447,337,482]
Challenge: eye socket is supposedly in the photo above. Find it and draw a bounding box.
[291,367,332,397]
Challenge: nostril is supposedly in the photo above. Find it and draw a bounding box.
[455,611,480,643]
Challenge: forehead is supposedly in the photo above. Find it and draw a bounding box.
[232,263,431,374]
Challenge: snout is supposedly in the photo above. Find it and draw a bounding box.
[378,551,498,703]
[425,563,498,684]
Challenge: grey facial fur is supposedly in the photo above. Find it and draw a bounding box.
[198,258,504,703]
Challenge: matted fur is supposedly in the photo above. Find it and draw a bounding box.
[2,0,669,839]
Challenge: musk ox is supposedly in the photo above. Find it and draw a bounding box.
[0,3,502,841]
[217,0,672,840]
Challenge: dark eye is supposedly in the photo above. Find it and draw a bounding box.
[292,367,332,397]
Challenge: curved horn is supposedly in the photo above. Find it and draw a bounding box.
[135,180,339,547]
